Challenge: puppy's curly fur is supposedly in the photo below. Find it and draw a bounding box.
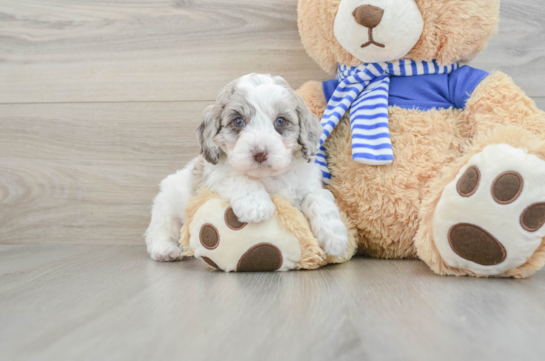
[145,74,349,262]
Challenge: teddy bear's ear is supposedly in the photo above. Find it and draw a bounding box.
[406,0,500,65]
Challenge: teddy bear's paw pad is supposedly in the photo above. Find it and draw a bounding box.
[202,257,221,270]
[237,243,283,272]
[521,203,545,232]
[492,172,523,204]
[200,224,220,250]
[457,166,481,197]
[448,224,506,266]
[434,144,545,276]
[224,207,247,230]
[189,199,302,272]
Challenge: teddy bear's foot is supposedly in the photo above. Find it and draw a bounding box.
[186,199,323,272]
[432,144,545,276]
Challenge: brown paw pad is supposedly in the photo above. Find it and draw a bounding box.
[521,203,545,232]
[492,171,523,204]
[457,166,481,197]
[202,257,221,270]
[448,223,506,266]
[200,224,220,250]
[237,243,283,272]
[225,207,247,230]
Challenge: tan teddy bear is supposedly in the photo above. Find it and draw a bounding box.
[296,0,545,278]
[182,0,545,277]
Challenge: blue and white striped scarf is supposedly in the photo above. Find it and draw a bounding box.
[316,59,459,185]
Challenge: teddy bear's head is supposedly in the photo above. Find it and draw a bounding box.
[298,0,500,73]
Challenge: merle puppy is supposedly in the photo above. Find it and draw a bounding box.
[145,74,349,261]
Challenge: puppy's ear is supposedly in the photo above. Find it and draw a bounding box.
[197,79,238,165]
[273,76,322,162]
[294,91,322,162]
[197,105,222,165]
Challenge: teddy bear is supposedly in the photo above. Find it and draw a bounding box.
[294,0,545,278]
[181,0,545,278]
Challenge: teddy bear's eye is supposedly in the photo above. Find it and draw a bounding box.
[234,118,245,128]
[275,117,287,127]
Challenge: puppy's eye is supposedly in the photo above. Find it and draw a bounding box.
[275,117,287,127]
[234,118,245,128]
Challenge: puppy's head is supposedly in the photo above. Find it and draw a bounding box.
[198,74,322,178]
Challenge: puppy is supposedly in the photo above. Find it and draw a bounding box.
[145,74,349,262]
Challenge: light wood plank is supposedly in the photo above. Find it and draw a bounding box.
[1,245,544,361]
[0,102,204,245]
[471,0,545,97]
[0,0,544,104]
[534,98,545,110]
[0,0,328,103]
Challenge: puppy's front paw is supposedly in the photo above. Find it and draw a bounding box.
[148,241,183,262]
[231,195,276,223]
[318,220,349,257]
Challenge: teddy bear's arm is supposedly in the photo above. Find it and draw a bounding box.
[463,71,545,138]
[297,81,328,119]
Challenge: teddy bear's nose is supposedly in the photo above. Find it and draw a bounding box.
[352,5,384,29]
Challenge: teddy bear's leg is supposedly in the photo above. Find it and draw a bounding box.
[416,126,545,278]
[186,196,327,272]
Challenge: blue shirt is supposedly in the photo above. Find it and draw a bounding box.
[322,65,489,112]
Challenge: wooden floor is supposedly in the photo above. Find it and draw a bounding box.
[1,245,545,361]
[1,1,545,360]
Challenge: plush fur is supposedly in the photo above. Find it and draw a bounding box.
[323,97,467,259]
[298,0,500,73]
[416,126,545,278]
[297,0,545,277]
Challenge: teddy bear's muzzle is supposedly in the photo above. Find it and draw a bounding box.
[352,5,385,48]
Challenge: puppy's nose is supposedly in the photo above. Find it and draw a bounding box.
[253,150,268,164]
[352,5,384,29]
